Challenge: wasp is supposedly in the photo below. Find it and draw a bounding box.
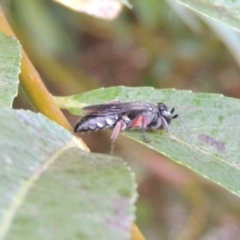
[74,101,178,154]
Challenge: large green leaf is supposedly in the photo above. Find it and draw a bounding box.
[0,109,136,240]
[0,33,21,107]
[54,86,240,197]
[177,0,240,32]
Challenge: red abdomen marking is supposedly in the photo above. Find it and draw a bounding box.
[130,116,147,128]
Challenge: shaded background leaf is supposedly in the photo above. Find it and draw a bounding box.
[177,0,240,32]
[0,109,136,240]
[168,1,240,68]
[0,32,21,107]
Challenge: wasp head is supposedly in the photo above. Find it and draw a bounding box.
[158,103,178,123]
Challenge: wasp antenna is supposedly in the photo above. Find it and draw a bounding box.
[170,108,175,114]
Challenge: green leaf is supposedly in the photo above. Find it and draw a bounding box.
[54,86,240,197]
[0,32,21,107]
[0,109,136,240]
[177,0,240,32]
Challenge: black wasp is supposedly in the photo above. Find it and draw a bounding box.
[74,101,178,154]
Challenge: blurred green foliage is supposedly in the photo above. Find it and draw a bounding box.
[6,0,240,239]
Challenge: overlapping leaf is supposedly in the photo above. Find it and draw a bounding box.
[0,109,136,240]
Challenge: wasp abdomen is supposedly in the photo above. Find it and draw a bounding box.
[74,114,119,133]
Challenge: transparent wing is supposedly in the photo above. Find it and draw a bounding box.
[82,101,154,116]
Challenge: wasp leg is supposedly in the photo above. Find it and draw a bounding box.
[141,116,151,143]
[110,120,127,154]
[161,117,177,141]
[142,129,151,143]
[130,115,151,143]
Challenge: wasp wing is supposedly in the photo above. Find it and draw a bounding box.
[82,101,153,116]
